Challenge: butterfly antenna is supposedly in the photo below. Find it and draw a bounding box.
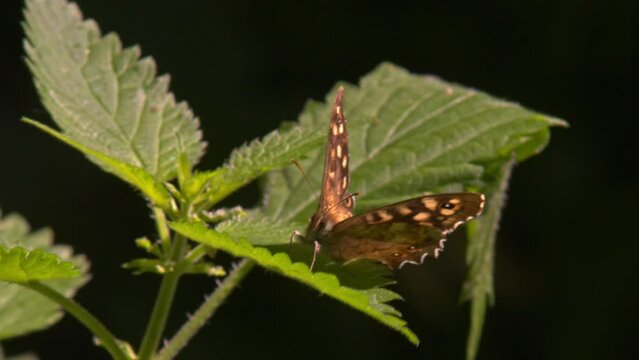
[291,159,315,193]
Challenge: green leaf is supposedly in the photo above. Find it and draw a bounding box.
[0,246,79,283]
[22,118,172,210]
[462,159,515,360]
[247,62,565,345]
[196,124,325,207]
[263,63,566,223]
[171,221,418,345]
[23,0,205,181]
[0,212,89,340]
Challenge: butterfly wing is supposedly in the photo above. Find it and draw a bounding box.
[308,87,354,232]
[325,193,485,269]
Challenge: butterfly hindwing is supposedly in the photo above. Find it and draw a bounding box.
[326,193,485,269]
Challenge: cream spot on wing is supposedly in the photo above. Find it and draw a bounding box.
[365,213,375,223]
[328,170,335,179]
[398,206,412,215]
[412,212,430,221]
[448,198,461,205]
[422,198,438,211]
[330,149,335,159]
[336,144,342,158]
[377,210,393,221]
[332,124,338,135]
[434,248,442,258]
[440,208,456,216]
[342,176,348,189]
[342,156,348,168]
[338,123,344,134]
[336,106,341,114]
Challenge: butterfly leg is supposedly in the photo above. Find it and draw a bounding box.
[289,230,305,247]
[309,241,321,272]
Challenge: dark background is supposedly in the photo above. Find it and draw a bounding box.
[2,1,638,359]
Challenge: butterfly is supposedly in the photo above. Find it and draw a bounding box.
[303,86,485,270]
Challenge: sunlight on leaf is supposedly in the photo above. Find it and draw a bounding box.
[23,0,205,180]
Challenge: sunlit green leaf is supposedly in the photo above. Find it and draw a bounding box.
[23,0,205,180]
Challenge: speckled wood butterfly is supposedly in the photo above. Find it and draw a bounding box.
[303,87,485,270]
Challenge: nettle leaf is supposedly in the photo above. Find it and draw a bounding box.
[23,118,172,210]
[0,213,89,340]
[264,63,566,223]
[197,124,325,207]
[171,221,417,344]
[23,0,205,181]
[236,63,564,344]
[0,246,79,283]
[462,159,515,360]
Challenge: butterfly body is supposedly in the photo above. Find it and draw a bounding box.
[304,87,485,270]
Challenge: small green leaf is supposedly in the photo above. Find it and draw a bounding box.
[0,246,79,283]
[198,124,325,207]
[22,118,172,210]
[462,158,515,360]
[171,221,418,345]
[23,0,205,180]
[0,212,89,340]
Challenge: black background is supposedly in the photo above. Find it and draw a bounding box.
[2,1,638,359]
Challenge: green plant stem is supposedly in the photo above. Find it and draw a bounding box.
[156,259,255,360]
[138,269,181,360]
[153,207,171,256]
[138,233,188,360]
[26,281,129,360]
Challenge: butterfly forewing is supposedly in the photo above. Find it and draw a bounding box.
[307,87,354,232]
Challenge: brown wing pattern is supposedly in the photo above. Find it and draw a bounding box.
[308,87,354,231]
[326,193,485,269]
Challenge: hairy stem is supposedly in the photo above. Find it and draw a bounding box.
[138,234,187,360]
[26,282,129,360]
[157,259,255,360]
